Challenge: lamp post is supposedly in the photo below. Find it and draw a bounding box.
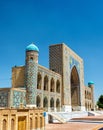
[43,112,46,130]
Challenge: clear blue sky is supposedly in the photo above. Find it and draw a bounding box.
[0,0,103,102]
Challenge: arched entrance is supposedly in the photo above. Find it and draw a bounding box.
[70,66,80,111]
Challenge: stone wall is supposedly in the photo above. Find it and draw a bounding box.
[12,66,25,88]
[0,107,45,130]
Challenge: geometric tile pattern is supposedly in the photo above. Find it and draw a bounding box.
[13,90,26,107]
[26,60,38,105]
[69,56,80,74]
[0,91,8,107]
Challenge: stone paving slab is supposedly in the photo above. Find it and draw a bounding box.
[45,122,99,130]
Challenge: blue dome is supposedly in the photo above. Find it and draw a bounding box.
[26,43,39,52]
[88,81,94,85]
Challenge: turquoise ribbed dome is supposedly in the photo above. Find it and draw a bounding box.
[26,43,39,52]
[88,81,94,85]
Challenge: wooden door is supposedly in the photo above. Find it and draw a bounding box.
[18,116,26,130]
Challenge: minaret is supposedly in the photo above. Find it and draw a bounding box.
[88,81,94,110]
[25,43,39,107]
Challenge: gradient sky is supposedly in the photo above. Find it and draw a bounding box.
[0,0,103,102]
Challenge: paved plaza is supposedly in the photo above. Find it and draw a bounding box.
[46,123,102,130]
[46,115,103,130]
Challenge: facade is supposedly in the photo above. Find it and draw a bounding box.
[0,107,44,130]
[0,43,94,112]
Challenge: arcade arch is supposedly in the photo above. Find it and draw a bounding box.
[36,95,41,107]
[37,73,42,89]
[43,97,48,110]
[50,97,54,111]
[50,78,55,92]
[44,76,48,91]
[56,80,60,93]
[70,66,80,111]
[56,98,60,111]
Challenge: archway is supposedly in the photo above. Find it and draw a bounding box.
[70,66,80,111]
[56,80,60,93]
[85,103,87,111]
[50,97,54,111]
[3,119,7,130]
[37,73,42,89]
[44,76,48,91]
[56,98,60,111]
[11,119,15,130]
[36,95,41,107]
[50,78,55,92]
[30,118,32,130]
[43,97,48,111]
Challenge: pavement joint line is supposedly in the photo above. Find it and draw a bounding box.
[69,120,103,123]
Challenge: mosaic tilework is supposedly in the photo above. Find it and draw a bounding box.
[13,90,26,107]
[26,60,38,105]
[0,91,8,107]
[69,56,80,74]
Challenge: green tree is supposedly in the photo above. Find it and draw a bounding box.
[97,95,103,108]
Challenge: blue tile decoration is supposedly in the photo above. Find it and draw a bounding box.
[69,56,80,74]
[13,90,26,107]
[26,59,38,105]
[0,91,8,107]
[26,43,39,52]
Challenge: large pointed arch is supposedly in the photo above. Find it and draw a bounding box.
[70,65,80,111]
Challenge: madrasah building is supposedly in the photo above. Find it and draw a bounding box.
[0,43,94,112]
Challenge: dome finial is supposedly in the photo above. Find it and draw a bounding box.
[88,81,94,85]
[26,43,39,52]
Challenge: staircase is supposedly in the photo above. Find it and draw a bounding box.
[47,111,88,123]
[48,112,66,123]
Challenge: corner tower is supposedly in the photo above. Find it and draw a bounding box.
[25,43,39,107]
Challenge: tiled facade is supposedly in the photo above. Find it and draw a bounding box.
[49,44,86,111]
[0,88,11,107]
[0,43,94,112]
[12,89,26,107]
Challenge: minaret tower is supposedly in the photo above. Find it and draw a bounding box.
[88,81,94,110]
[25,43,39,107]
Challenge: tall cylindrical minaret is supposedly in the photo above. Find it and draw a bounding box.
[25,43,39,107]
[88,81,94,110]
